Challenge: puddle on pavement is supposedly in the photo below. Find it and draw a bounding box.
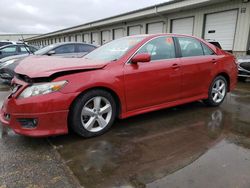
[47,83,250,188]
[1,83,250,188]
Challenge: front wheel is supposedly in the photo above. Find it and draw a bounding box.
[69,90,117,138]
[203,76,228,107]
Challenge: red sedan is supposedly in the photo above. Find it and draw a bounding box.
[0,34,237,137]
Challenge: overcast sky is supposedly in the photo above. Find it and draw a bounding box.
[0,0,169,34]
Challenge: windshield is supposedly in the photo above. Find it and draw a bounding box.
[34,44,56,55]
[84,36,146,61]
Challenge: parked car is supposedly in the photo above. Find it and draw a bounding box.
[0,44,38,59]
[206,40,222,49]
[237,56,250,82]
[0,42,97,85]
[0,34,237,138]
[0,41,14,47]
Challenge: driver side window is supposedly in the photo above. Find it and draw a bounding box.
[137,37,176,61]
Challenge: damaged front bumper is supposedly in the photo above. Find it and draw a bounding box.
[0,77,78,137]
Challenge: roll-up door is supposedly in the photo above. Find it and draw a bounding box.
[171,17,194,35]
[204,10,238,51]
[128,25,141,36]
[147,22,164,34]
[82,33,90,43]
[113,28,124,39]
[91,32,100,45]
[101,30,111,44]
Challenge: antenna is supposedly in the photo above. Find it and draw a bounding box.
[21,34,34,55]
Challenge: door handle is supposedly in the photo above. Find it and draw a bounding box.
[172,63,180,69]
[212,58,217,64]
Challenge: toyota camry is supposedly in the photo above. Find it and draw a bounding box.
[0,34,238,137]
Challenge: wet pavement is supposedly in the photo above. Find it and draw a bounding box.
[0,82,250,188]
[50,82,250,188]
[0,89,81,187]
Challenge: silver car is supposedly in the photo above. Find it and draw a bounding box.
[237,56,250,82]
[0,42,97,85]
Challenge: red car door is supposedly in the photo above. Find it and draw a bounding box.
[176,37,216,99]
[124,36,182,111]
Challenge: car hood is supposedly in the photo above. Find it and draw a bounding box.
[15,56,109,78]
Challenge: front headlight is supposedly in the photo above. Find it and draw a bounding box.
[19,80,68,98]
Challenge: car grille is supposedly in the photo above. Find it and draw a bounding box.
[239,62,250,71]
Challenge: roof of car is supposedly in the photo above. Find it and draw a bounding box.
[0,44,24,49]
[51,42,97,47]
[124,33,219,53]
[0,43,37,49]
[123,33,198,39]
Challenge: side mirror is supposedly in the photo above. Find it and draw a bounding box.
[47,50,55,56]
[131,53,151,64]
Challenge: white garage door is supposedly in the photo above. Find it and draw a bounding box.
[171,17,194,35]
[128,25,141,36]
[101,31,111,44]
[67,36,71,42]
[77,34,81,42]
[113,28,124,39]
[204,10,238,51]
[91,32,100,45]
[82,33,90,43]
[147,22,164,34]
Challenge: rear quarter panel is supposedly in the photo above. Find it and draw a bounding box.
[212,53,237,92]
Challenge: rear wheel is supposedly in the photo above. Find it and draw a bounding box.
[203,76,227,107]
[69,89,117,138]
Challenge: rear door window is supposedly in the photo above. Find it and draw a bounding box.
[76,44,96,52]
[201,43,215,55]
[177,37,204,57]
[54,44,75,54]
[20,46,29,53]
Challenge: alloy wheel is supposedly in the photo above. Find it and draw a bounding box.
[211,79,226,103]
[81,96,112,132]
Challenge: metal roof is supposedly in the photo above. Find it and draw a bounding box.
[25,0,223,41]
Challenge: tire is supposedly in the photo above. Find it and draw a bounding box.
[203,76,228,107]
[69,89,117,138]
[238,77,247,82]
